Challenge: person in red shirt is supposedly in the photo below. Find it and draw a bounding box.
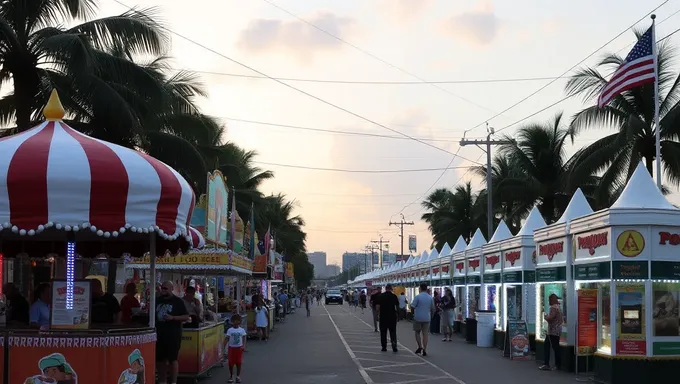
[120,282,141,324]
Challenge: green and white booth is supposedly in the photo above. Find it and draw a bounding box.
[481,220,514,346]
[451,236,467,332]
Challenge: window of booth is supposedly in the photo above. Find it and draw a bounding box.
[506,285,523,321]
[455,286,465,321]
[525,284,536,334]
[536,282,567,342]
[615,282,645,355]
[467,286,480,319]
[652,282,680,337]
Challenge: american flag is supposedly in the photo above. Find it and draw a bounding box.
[598,26,656,108]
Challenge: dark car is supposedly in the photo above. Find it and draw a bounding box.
[325,289,343,305]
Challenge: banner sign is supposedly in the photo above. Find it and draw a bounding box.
[408,235,417,252]
[576,289,598,355]
[503,320,530,360]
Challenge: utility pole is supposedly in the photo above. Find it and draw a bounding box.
[371,235,390,268]
[390,213,415,259]
[460,124,514,238]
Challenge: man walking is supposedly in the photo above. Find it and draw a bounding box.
[156,281,191,384]
[370,288,381,332]
[410,283,435,356]
[376,284,400,352]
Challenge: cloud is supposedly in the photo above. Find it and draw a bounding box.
[440,4,500,46]
[379,0,432,23]
[237,12,356,61]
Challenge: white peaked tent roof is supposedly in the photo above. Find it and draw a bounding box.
[489,220,513,243]
[556,188,593,223]
[451,236,467,253]
[466,228,487,249]
[439,242,452,258]
[427,248,439,262]
[611,162,676,210]
[517,206,547,236]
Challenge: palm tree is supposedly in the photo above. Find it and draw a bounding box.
[421,182,486,249]
[565,30,680,190]
[495,112,601,222]
[0,1,167,131]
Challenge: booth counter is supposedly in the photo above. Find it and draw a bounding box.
[178,322,225,377]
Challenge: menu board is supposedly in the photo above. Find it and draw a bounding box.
[616,284,646,355]
[50,280,91,330]
[503,320,530,360]
[576,289,598,355]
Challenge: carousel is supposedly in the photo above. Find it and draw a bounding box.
[0,90,196,383]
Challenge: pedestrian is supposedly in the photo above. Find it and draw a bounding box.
[441,288,456,341]
[398,292,407,321]
[410,283,435,356]
[305,289,312,317]
[359,290,367,314]
[156,281,191,384]
[255,299,269,341]
[226,313,248,383]
[370,288,381,332]
[540,293,563,371]
[376,284,400,352]
[430,290,441,335]
[353,290,359,309]
[278,290,288,322]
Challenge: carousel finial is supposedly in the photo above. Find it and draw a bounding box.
[43,89,65,121]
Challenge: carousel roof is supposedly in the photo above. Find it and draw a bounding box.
[488,220,512,243]
[517,206,547,236]
[0,91,194,240]
[555,188,592,224]
[188,226,205,249]
[466,228,487,250]
[611,162,676,210]
[451,236,467,254]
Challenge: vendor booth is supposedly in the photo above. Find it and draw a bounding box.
[498,206,546,352]
[451,236,467,332]
[568,163,680,383]
[533,188,593,371]
[0,91,196,383]
[464,229,487,343]
[436,243,452,291]
[481,220,513,345]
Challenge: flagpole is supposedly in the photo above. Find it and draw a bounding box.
[652,14,662,189]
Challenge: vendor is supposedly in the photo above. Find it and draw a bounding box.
[4,282,29,325]
[120,282,141,324]
[91,279,121,324]
[29,283,51,329]
[183,286,203,324]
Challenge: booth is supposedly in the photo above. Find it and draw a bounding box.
[533,188,593,371]
[498,206,546,352]
[481,220,513,347]
[435,243,452,293]
[464,229,487,343]
[451,236,467,333]
[0,91,197,383]
[568,163,680,383]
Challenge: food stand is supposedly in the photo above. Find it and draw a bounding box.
[0,91,196,383]
[533,188,593,371]
[451,236,467,333]
[481,220,513,345]
[125,249,253,379]
[464,229,486,343]
[436,243,452,293]
[568,163,680,383]
[498,206,546,351]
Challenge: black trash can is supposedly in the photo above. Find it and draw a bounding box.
[465,318,477,344]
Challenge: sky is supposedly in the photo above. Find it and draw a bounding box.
[101,0,680,267]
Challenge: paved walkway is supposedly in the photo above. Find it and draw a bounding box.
[199,303,584,384]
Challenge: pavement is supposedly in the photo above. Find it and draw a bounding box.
[199,301,583,384]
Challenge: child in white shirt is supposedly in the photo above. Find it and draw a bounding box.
[255,302,269,341]
[226,314,247,383]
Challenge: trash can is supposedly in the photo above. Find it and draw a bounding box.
[476,310,496,348]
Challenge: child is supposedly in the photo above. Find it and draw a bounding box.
[255,300,269,341]
[226,314,247,383]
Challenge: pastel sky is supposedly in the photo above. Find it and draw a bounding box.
[104,0,680,266]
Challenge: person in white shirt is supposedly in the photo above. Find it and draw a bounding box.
[398,292,408,321]
[410,283,435,356]
[255,299,269,341]
[226,314,248,383]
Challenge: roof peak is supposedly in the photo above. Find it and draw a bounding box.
[517,206,547,236]
[611,162,676,210]
[489,220,513,243]
[556,188,593,223]
[466,228,487,249]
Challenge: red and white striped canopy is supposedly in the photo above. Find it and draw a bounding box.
[188,226,205,249]
[0,120,195,240]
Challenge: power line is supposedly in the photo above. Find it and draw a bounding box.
[111,0,478,164]
[188,69,564,85]
[253,161,470,173]
[463,0,670,135]
[260,0,506,118]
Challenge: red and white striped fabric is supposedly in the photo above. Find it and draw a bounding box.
[188,226,205,249]
[0,121,195,240]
